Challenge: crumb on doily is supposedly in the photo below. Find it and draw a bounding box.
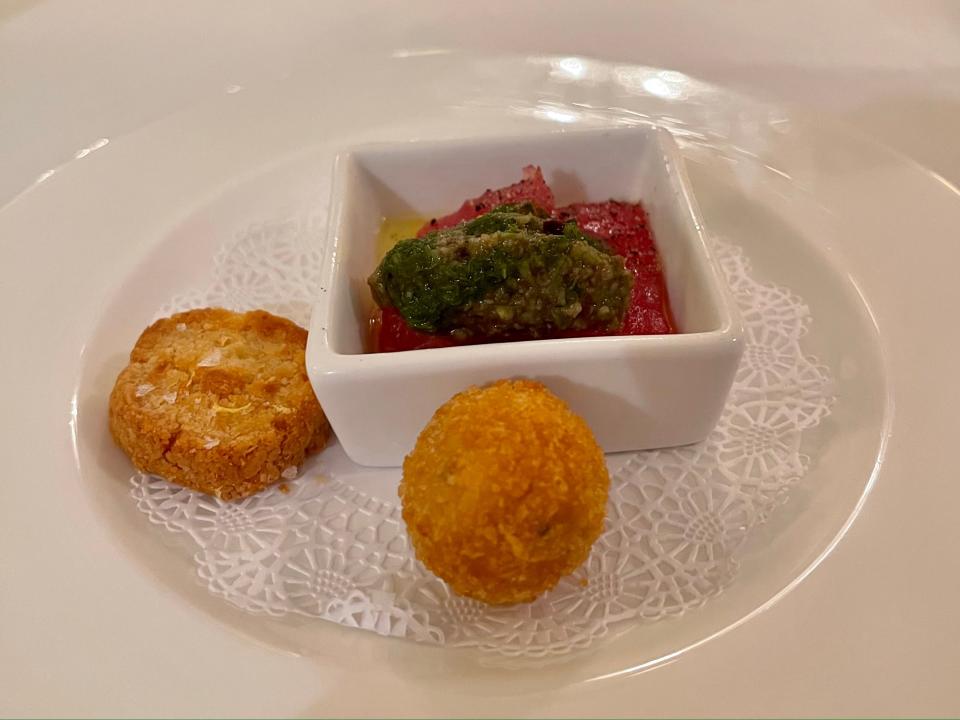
[278,483,290,494]
[579,578,589,588]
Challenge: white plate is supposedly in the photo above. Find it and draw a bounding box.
[2,54,958,716]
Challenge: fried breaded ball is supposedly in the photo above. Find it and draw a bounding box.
[400,379,609,605]
[109,308,330,500]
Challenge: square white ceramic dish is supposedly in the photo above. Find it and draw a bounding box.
[307,125,743,466]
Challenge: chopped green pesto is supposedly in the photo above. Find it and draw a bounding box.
[368,203,634,339]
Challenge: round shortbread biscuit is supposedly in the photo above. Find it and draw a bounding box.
[109,308,330,500]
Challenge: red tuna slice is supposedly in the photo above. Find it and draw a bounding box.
[555,201,676,335]
[416,165,555,236]
[554,201,656,260]
[376,307,456,352]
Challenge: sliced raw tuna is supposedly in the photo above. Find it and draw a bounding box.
[377,182,676,352]
[377,307,456,352]
[416,165,555,236]
[554,201,676,335]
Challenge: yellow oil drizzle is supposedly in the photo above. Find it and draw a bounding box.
[375,216,427,261]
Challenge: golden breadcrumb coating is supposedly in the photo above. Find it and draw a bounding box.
[109,307,330,500]
[401,379,609,605]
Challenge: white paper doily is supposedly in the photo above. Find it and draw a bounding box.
[132,214,834,658]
